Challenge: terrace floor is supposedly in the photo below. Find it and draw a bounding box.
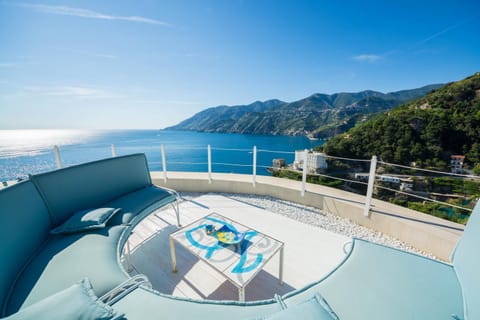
[124,194,349,302]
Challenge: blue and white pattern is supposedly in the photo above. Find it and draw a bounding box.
[185,216,263,273]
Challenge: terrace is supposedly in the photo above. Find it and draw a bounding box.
[121,168,465,301]
[1,143,468,261]
[125,193,351,301]
[1,145,477,319]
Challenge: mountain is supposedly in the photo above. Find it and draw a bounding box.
[322,72,480,169]
[166,85,443,137]
[168,99,285,133]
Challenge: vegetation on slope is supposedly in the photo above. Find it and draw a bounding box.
[323,72,480,170]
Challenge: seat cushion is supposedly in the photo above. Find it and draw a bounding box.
[4,278,119,320]
[283,238,464,320]
[113,287,282,320]
[106,185,175,226]
[5,226,128,316]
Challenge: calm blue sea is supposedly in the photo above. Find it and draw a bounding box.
[0,130,322,181]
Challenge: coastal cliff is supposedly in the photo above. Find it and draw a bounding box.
[167,85,442,137]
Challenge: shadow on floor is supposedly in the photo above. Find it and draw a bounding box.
[128,214,295,302]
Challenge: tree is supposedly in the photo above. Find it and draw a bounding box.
[473,163,480,175]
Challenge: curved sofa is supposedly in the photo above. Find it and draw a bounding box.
[0,154,178,317]
[0,153,478,319]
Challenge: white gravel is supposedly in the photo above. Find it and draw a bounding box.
[180,192,438,260]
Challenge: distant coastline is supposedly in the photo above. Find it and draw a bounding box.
[166,84,443,138]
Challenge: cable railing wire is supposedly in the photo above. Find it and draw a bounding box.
[210,147,252,152]
[257,149,295,154]
[325,155,372,163]
[257,165,273,169]
[8,143,476,223]
[315,173,370,186]
[168,161,208,166]
[374,184,473,212]
[256,165,369,187]
[212,162,253,167]
[378,160,480,179]
[152,160,253,168]
[159,146,207,151]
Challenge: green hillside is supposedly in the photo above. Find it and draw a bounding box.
[323,72,480,171]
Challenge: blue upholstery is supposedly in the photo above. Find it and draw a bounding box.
[0,154,180,318]
[0,181,51,315]
[30,154,152,227]
[113,239,464,320]
[282,238,464,320]
[452,201,480,320]
[265,293,338,320]
[1,152,477,320]
[112,287,281,320]
[5,226,128,315]
[3,278,119,320]
[50,207,121,234]
[106,185,175,226]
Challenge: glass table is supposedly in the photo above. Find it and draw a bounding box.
[169,213,284,301]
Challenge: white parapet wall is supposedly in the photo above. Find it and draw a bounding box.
[151,171,464,261]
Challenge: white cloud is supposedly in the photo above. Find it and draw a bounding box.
[12,3,170,26]
[71,50,118,60]
[130,99,202,106]
[23,85,114,98]
[93,53,117,60]
[352,54,382,63]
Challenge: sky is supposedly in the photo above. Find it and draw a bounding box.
[1,0,479,129]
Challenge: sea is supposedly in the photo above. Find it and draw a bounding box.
[0,130,322,181]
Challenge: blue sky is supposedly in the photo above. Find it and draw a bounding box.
[1,0,479,129]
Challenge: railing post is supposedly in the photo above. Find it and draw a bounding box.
[161,144,167,183]
[208,144,212,184]
[54,145,62,169]
[364,155,378,217]
[111,144,117,157]
[252,146,257,187]
[301,149,308,197]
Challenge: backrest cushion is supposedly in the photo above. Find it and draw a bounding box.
[31,153,152,227]
[0,180,51,314]
[452,200,480,320]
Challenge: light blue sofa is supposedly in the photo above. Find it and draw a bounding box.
[111,235,467,320]
[0,153,478,319]
[0,154,178,317]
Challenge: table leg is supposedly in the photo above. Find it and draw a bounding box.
[279,245,284,285]
[170,237,177,273]
[239,287,245,302]
[125,237,133,272]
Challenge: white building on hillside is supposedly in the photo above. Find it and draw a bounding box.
[451,155,465,173]
[294,150,328,173]
[400,182,414,192]
[354,173,370,181]
[379,175,400,184]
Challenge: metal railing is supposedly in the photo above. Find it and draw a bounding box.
[12,144,480,223]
